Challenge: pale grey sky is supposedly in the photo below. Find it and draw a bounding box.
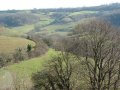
[0,0,120,10]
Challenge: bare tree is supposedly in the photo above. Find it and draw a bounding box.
[0,53,12,67]
[32,52,74,90]
[13,48,28,63]
[73,19,120,90]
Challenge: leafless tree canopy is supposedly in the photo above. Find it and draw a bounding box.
[32,19,120,90]
[73,19,120,90]
[32,52,74,90]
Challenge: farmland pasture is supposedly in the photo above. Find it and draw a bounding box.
[6,24,34,36]
[0,36,35,54]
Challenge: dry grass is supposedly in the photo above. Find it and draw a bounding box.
[0,36,35,54]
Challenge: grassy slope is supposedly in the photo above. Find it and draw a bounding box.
[3,49,57,77]
[0,36,35,54]
[0,49,57,88]
[6,24,34,36]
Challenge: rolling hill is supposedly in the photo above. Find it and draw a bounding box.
[0,3,120,90]
[0,49,57,89]
[0,3,120,37]
[0,36,35,54]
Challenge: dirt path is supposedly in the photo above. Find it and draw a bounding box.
[0,70,14,90]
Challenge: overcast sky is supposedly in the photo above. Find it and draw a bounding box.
[0,0,120,10]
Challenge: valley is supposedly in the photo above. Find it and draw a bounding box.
[0,3,120,90]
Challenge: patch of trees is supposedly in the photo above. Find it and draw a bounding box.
[0,54,11,67]
[80,3,120,11]
[32,19,120,90]
[0,10,20,14]
[13,48,28,63]
[32,52,78,90]
[0,13,40,27]
[32,24,43,32]
[26,35,48,58]
[42,34,68,49]
[30,3,120,13]
[56,29,71,32]
[29,33,67,48]
[72,19,120,90]
[101,11,120,26]
[0,48,28,67]
[70,13,97,22]
[50,13,69,24]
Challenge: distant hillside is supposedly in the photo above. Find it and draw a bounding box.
[0,12,40,27]
[100,10,120,26]
[0,3,120,36]
[29,3,120,12]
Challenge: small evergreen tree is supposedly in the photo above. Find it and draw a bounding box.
[27,44,32,52]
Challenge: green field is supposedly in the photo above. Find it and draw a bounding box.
[0,49,57,89]
[0,36,35,54]
[5,49,56,76]
[6,24,34,36]
[69,11,97,16]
